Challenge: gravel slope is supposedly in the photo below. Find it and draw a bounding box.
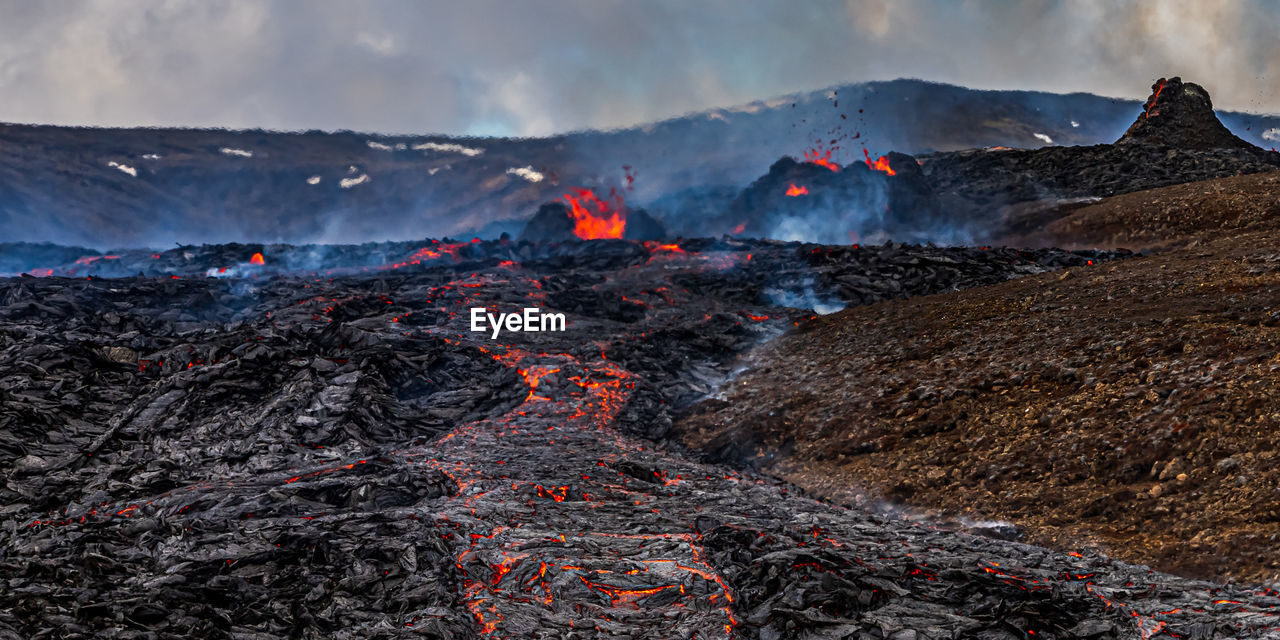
[678,174,1280,585]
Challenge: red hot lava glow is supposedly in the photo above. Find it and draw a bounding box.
[785,183,809,197]
[644,242,686,254]
[803,147,841,172]
[863,149,896,176]
[249,252,265,265]
[1142,79,1167,119]
[564,188,626,240]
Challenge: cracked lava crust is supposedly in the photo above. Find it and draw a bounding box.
[2,238,1278,639]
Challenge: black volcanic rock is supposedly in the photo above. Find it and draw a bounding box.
[9,238,1279,639]
[520,202,577,243]
[622,207,666,241]
[519,200,666,243]
[1118,77,1256,150]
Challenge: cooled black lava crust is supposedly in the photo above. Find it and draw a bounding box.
[6,238,1270,639]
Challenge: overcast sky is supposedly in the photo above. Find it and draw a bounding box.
[1,0,1277,137]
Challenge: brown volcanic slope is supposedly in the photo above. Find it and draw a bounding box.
[677,171,1280,585]
[999,170,1280,250]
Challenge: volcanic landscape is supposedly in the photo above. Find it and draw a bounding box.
[4,77,1280,639]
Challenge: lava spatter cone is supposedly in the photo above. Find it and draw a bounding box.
[1118,76,1257,150]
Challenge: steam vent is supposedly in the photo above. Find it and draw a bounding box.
[1118,76,1257,149]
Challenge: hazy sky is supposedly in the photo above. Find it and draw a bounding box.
[1,0,1277,137]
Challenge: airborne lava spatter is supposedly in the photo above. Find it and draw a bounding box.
[802,146,841,171]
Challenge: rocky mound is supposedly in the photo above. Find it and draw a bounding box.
[701,152,948,243]
[1118,77,1255,150]
[676,216,1280,586]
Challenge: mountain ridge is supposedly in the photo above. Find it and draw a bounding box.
[3,78,1279,249]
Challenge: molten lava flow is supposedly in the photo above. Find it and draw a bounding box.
[863,149,896,176]
[786,183,809,197]
[644,242,686,254]
[1143,79,1167,119]
[803,147,841,171]
[384,242,467,270]
[563,188,626,240]
[73,255,120,266]
[249,252,265,265]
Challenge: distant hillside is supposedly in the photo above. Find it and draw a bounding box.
[3,78,1279,248]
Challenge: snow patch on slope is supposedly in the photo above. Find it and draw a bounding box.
[367,140,408,152]
[340,174,370,189]
[413,142,483,157]
[107,161,137,177]
[506,166,544,183]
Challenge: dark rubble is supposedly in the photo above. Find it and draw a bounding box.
[2,238,1275,639]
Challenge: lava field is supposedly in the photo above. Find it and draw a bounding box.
[4,238,1280,639]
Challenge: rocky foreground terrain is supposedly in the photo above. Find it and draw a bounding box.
[677,170,1280,589]
[17,239,1250,639]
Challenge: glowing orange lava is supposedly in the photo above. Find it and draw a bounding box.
[803,147,841,171]
[1143,79,1167,119]
[249,252,265,265]
[863,149,896,176]
[564,188,626,240]
[645,242,686,254]
[785,183,809,197]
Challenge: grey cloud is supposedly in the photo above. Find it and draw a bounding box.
[0,0,1276,136]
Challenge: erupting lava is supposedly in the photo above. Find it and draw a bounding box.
[785,183,809,197]
[863,149,896,176]
[802,146,841,172]
[249,252,265,265]
[563,188,626,240]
